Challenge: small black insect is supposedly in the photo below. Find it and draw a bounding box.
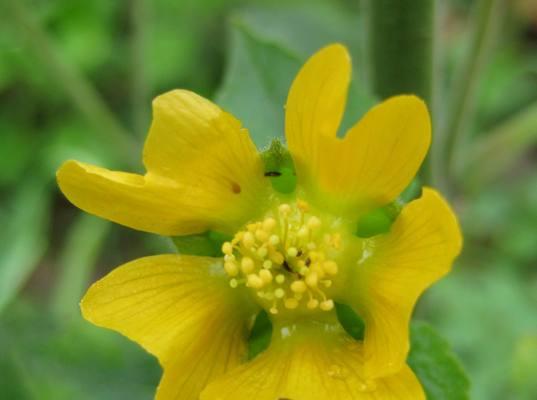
[296,249,303,257]
[264,171,282,177]
[305,257,311,267]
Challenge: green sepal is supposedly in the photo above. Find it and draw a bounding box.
[335,302,365,341]
[261,139,297,194]
[247,310,273,360]
[171,231,232,257]
[356,203,401,238]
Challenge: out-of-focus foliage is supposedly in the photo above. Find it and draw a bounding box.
[0,0,536,399]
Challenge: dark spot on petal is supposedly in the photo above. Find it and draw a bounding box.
[305,258,311,267]
[296,250,303,257]
[264,171,282,177]
[231,181,241,194]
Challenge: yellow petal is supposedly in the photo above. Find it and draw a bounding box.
[285,43,430,211]
[345,188,462,379]
[201,319,425,400]
[316,96,431,210]
[57,90,269,236]
[81,254,255,400]
[285,43,351,184]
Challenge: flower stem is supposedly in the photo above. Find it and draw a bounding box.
[362,0,435,184]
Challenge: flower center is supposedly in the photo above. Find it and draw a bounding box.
[221,200,343,315]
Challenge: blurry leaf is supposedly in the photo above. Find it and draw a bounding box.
[216,3,375,149]
[511,335,537,399]
[464,100,537,186]
[215,22,301,148]
[0,121,34,186]
[0,301,159,400]
[235,3,361,60]
[51,214,111,320]
[0,176,51,313]
[409,321,471,400]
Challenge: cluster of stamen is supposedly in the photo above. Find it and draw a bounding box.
[222,200,341,315]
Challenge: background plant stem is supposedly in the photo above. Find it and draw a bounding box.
[362,0,435,184]
[440,0,503,190]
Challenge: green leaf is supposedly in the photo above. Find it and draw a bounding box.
[409,321,471,400]
[0,176,52,314]
[51,213,111,320]
[215,21,301,148]
[215,3,376,150]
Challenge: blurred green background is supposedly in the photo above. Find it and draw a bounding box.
[0,0,536,399]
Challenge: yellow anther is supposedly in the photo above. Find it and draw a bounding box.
[297,199,309,212]
[259,269,273,284]
[264,291,275,301]
[257,247,268,258]
[222,200,343,316]
[284,298,299,309]
[222,242,233,255]
[287,247,298,257]
[278,203,291,216]
[241,257,255,274]
[247,274,264,289]
[224,261,239,277]
[255,229,268,242]
[307,216,321,230]
[270,251,284,265]
[290,280,307,294]
[298,226,309,239]
[269,235,280,245]
[305,272,318,288]
[322,280,333,288]
[323,260,338,275]
[263,217,276,231]
[242,232,255,247]
[307,298,319,309]
[331,233,342,249]
[311,264,326,279]
[320,299,334,311]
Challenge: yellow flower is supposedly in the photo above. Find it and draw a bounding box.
[57,44,462,400]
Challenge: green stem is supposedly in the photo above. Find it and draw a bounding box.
[441,0,502,188]
[362,0,435,184]
[7,0,139,166]
[129,0,151,138]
